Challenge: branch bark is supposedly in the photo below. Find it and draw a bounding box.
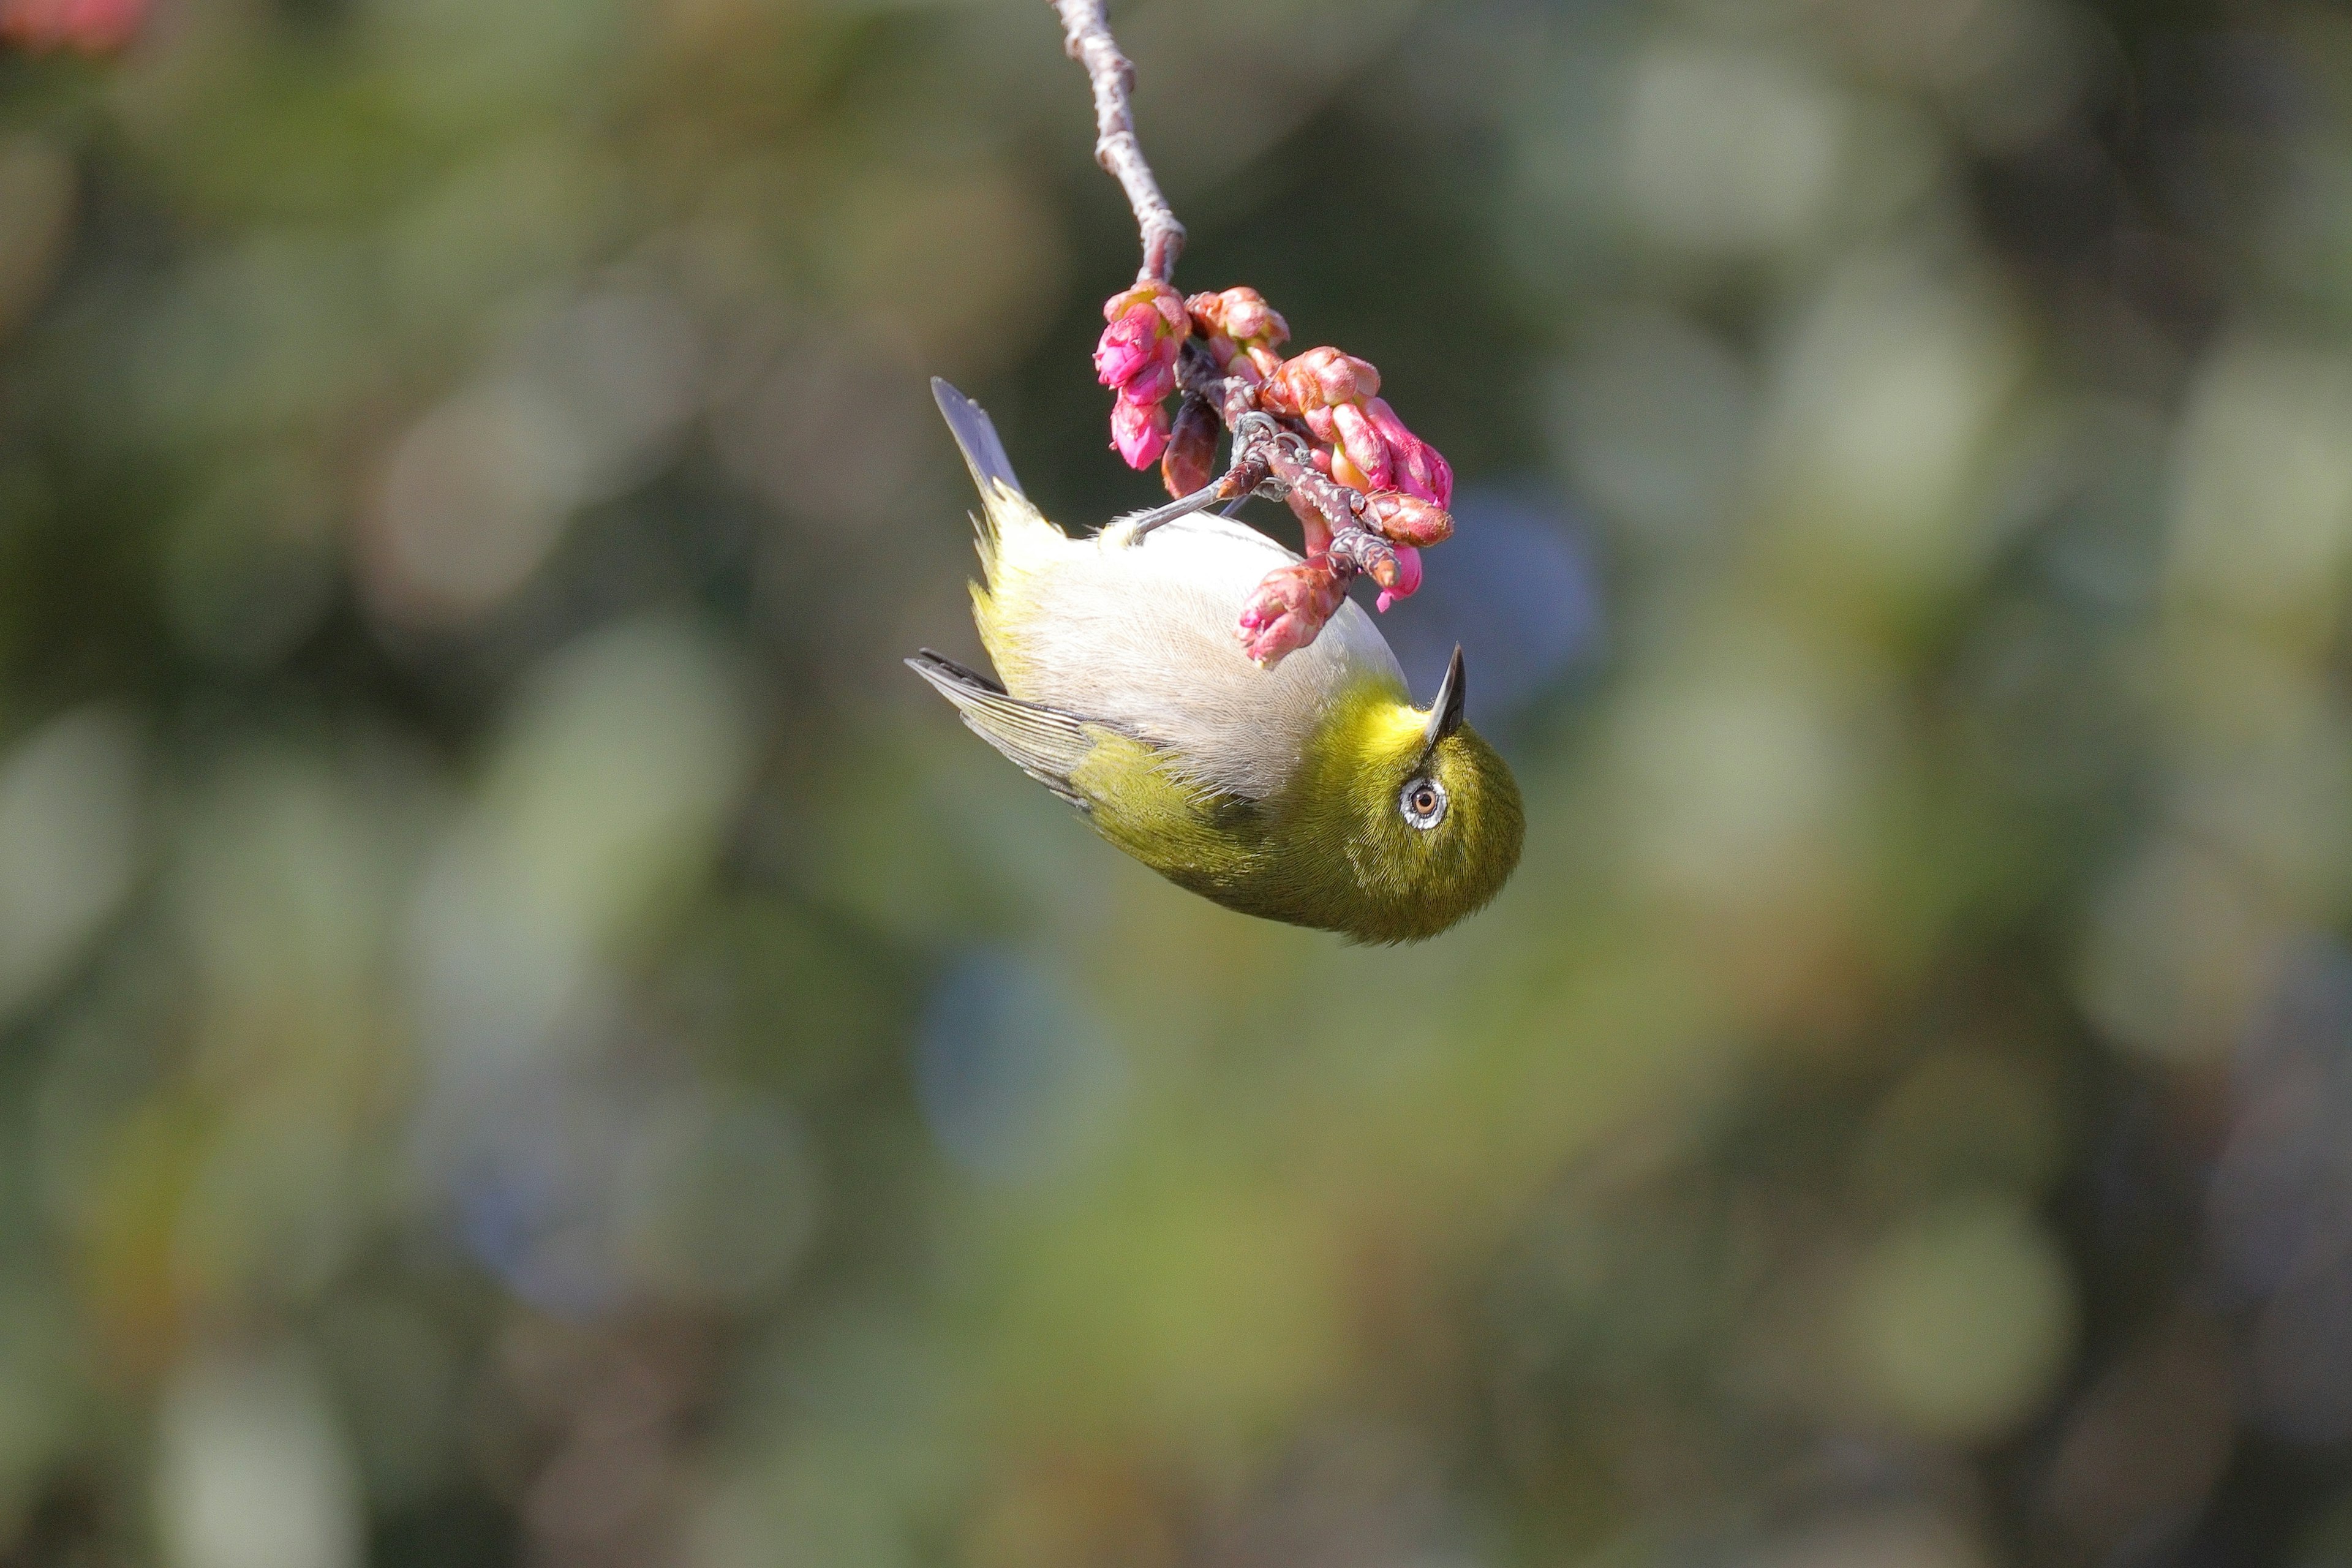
[1050,1,1186,284]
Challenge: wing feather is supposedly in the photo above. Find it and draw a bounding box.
[905,650,1102,809]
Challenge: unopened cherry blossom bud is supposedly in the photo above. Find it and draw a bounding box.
[1330,448,1374,492]
[1186,287,1291,380]
[1190,287,1287,346]
[1360,491,1453,548]
[1162,394,1219,499]
[1364,396,1452,507]
[1121,354,1177,407]
[1261,347,1380,416]
[1094,280,1188,392]
[1092,312,1156,388]
[1329,402,1392,491]
[1111,394,1170,469]
[1374,546,1422,613]
[1237,558,1348,668]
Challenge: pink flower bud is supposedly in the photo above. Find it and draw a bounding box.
[1120,354,1177,406]
[1237,559,1348,667]
[1110,394,1170,470]
[1162,395,1219,499]
[1329,401,1392,491]
[1330,449,1375,492]
[1095,281,1189,394]
[1186,288,1291,355]
[1363,396,1452,507]
[1092,311,1159,389]
[1360,491,1453,548]
[1261,347,1380,416]
[1374,546,1422,613]
[1395,441,1453,508]
[1103,279,1189,332]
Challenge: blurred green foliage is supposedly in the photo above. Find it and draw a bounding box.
[2,0,2352,1564]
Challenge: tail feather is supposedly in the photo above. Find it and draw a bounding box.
[931,379,1062,583]
[932,379,1023,500]
[905,650,1098,810]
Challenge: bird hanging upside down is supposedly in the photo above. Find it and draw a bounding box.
[908,380,1523,943]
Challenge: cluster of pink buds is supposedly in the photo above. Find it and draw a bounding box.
[1088,277,1462,667]
[0,0,143,50]
[1186,287,1289,383]
[1093,280,1190,469]
[1261,347,1453,508]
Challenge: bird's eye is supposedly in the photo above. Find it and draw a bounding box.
[1400,776,1447,831]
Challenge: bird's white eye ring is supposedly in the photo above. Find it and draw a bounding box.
[1400,776,1447,831]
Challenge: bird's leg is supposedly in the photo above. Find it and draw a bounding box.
[1165,344,1430,662]
[1128,411,1283,541]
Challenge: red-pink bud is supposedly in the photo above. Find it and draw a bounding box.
[1329,401,1392,491]
[1093,312,1158,388]
[1237,559,1348,667]
[1110,394,1170,470]
[1363,396,1452,507]
[1121,354,1177,405]
[1103,280,1188,330]
[1186,287,1291,363]
[1095,281,1189,396]
[1330,449,1375,492]
[1262,347,1379,415]
[1360,491,1453,548]
[1374,546,1422,613]
[1162,395,1219,499]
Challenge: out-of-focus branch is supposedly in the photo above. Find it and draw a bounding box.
[1050,0,1186,284]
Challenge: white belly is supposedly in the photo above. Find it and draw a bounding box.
[986,509,1408,801]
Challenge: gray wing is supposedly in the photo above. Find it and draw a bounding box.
[932,379,1025,500]
[906,649,1098,809]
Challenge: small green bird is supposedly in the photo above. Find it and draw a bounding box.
[909,381,1523,943]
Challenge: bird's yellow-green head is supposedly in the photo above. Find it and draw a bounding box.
[1276,645,1525,943]
[1071,644,1525,944]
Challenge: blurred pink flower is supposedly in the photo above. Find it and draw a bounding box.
[0,0,143,50]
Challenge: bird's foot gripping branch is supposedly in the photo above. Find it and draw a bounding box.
[1054,0,1458,669]
[1095,277,1457,671]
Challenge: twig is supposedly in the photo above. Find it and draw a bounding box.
[1050,1,1186,284]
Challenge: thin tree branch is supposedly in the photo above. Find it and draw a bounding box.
[1050,0,1186,284]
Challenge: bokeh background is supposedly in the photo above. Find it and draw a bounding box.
[2,0,2351,1562]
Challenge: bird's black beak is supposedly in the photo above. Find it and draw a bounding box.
[1422,644,1467,754]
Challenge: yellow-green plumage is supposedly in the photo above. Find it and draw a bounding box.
[910,381,1523,943]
